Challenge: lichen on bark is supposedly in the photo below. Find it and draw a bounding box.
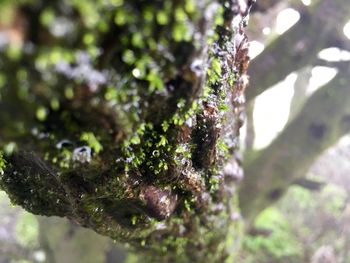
[0,0,251,261]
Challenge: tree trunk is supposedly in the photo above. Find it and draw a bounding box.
[0,0,251,261]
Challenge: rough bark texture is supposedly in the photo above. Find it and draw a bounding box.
[0,0,251,261]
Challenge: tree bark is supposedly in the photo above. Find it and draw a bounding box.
[0,0,251,261]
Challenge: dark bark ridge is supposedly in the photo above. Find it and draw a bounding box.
[0,0,251,261]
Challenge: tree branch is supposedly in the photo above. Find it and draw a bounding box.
[0,0,251,261]
[246,0,350,101]
[240,67,350,221]
[314,59,350,70]
[288,66,312,122]
[292,178,325,191]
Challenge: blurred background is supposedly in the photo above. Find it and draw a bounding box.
[1,0,350,262]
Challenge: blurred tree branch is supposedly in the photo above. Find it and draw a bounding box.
[246,0,350,101]
[288,66,312,122]
[240,67,350,221]
[244,99,256,151]
[239,0,350,222]
[315,59,350,70]
[292,178,325,191]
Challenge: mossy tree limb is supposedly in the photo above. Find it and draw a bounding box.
[0,0,251,261]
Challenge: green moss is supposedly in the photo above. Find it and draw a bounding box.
[3,143,17,155]
[40,8,55,26]
[0,73,6,93]
[146,70,165,92]
[175,144,191,159]
[156,10,169,25]
[64,87,74,99]
[217,139,230,157]
[36,106,48,121]
[80,132,103,154]
[171,101,199,126]
[0,151,6,175]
